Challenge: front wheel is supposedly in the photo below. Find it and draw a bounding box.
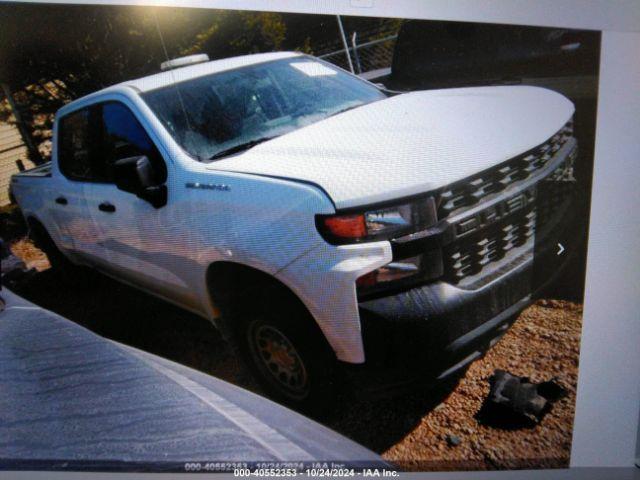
[247,320,312,400]
[234,291,337,415]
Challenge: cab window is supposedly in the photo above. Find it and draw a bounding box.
[97,102,166,184]
[58,101,166,184]
[58,108,93,181]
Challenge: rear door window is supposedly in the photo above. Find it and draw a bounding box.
[58,108,93,181]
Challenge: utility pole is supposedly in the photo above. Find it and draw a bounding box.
[351,32,362,74]
[1,83,44,165]
[336,15,355,74]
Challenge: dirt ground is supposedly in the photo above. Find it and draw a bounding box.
[358,299,581,471]
[4,235,582,472]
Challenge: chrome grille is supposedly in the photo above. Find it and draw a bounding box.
[437,119,574,220]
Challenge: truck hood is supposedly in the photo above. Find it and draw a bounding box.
[207,86,574,209]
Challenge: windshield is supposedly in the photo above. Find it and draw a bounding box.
[141,57,386,161]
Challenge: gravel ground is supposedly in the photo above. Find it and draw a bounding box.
[5,236,582,471]
[361,299,581,471]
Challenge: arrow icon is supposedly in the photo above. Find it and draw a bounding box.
[557,243,565,256]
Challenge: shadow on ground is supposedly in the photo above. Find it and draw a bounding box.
[6,268,251,388]
[328,376,464,453]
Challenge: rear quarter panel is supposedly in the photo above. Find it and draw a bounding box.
[10,175,59,241]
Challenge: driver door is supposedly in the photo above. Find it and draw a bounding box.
[83,101,195,306]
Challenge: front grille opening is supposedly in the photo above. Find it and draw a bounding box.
[442,143,576,285]
[436,119,574,220]
[445,211,536,282]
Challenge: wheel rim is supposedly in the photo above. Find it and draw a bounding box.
[249,323,309,399]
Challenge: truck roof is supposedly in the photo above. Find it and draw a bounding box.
[120,51,302,93]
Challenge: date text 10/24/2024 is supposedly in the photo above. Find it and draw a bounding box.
[232,468,399,477]
[183,461,399,475]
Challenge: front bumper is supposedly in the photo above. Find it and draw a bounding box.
[355,257,531,387]
[351,245,573,391]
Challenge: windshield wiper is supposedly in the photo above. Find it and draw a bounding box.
[327,103,363,119]
[208,136,277,161]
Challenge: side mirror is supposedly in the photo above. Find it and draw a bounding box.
[114,155,167,208]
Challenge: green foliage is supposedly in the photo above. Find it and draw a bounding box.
[232,12,287,53]
[296,37,314,55]
[180,11,287,58]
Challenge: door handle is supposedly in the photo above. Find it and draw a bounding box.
[98,202,116,213]
[55,196,68,205]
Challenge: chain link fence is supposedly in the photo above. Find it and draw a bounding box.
[316,23,399,81]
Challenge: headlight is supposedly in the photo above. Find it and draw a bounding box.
[317,196,440,297]
[316,196,436,245]
[365,203,415,238]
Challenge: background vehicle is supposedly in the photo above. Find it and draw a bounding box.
[10,52,578,411]
[0,288,386,471]
[388,20,599,91]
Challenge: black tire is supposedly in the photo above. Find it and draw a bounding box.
[28,221,87,281]
[232,285,337,415]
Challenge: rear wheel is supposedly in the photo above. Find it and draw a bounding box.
[28,221,64,268]
[28,221,86,281]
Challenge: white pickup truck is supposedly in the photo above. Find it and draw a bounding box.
[10,52,578,410]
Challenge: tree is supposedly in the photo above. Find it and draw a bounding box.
[0,3,399,161]
[0,5,234,160]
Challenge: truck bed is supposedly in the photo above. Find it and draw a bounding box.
[12,161,52,178]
